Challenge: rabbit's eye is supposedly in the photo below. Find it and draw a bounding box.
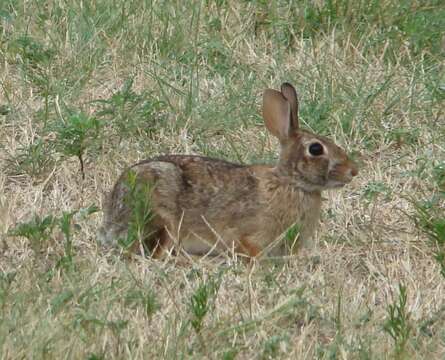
[309,143,324,156]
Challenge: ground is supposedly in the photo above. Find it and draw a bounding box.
[0,1,444,359]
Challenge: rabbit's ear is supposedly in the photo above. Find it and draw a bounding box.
[262,89,292,141]
[280,82,299,130]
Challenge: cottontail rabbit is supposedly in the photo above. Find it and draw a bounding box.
[98,83,358,258]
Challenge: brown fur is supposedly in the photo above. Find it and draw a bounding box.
[98,83,358,258]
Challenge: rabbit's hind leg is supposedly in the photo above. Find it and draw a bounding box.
[150,227,176,259]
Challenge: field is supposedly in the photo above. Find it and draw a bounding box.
[1,0,444,359]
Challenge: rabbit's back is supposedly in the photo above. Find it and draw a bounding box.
[99,155,263,253]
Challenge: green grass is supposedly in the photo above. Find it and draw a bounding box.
[1,0,445,358]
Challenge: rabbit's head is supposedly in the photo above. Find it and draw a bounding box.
[263,83,358,192]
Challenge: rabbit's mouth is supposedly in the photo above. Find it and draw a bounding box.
[326,163,357,188]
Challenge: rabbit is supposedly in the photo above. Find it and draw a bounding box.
[98,82,358,259]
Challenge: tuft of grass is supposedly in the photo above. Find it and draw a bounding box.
[412,195,445,279]
[383,284,412,359]
[8,214,56,256]
[124,288,159,318]
[189,272,222,333]
[8,139,54,178]
[284,223,301,253]
[52,112,102,180]
[92,78,167,141]
[261,334,288,359]
[0,272,16,310]
[8,205,98,269]
[117,170,156,253]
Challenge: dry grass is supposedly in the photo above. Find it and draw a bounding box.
[1,1,444,359]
